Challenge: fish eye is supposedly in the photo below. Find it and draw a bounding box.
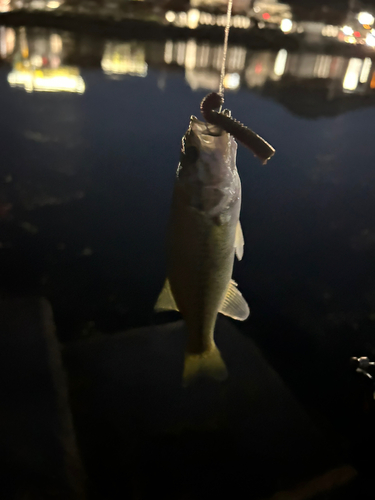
[184,146,199,163]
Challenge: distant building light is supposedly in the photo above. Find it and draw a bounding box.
[176,12,187,28]
[343,58,362,91]
[342,25,354,36]
[280,18,293,33]
[200,12,214,26]
[46,0,60,8]
[358,12,374,26]
[363,24,371,30]
[0,0,10,12]
[262,13,270,20]
[165,11,175,23]
[354,31,361,38]
[360,58,372,83]
[187,9,200,30]
[223,72,240,90]
[344,35,356,44]
[274,48,287,76]
[322,25,339,37]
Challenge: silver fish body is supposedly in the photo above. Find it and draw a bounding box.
[156,116,249,383]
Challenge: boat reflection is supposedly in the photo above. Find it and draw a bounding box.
[8,63,85,92]
[2,26,85,92]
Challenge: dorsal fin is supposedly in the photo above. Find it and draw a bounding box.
[219,279,249,320]
[154,279,179,312]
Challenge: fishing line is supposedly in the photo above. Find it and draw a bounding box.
[200,0,275,164]
[218,0,233,103]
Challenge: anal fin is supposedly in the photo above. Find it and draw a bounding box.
[219,279,250,321]
[154,279,179,312]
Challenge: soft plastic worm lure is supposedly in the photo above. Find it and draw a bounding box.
[200,92,275,165]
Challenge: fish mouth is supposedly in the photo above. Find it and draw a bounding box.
[187,115,231,158]
[189,115,223,138]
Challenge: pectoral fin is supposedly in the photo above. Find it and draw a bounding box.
[235,221,244,261]
[219,279,250,321]
[154,279,179,312]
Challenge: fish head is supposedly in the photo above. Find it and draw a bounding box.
[177,116,240,218]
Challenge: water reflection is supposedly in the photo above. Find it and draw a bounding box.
[101,41,147,78]
[2,26,375,115]
[1,11,375,454]
[1,27,85,92]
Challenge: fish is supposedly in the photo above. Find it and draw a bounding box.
[155,113,250,385]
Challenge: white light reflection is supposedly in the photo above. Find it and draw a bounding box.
[366,33,375,47]
[0,26,15,58]
[185,39,197,70]
[343,58,362,91]
[274,48,287,76]
[314,55,332,79]
[164,40,173,64]
[360,58,372,83]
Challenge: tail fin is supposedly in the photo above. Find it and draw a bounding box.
[182,344,228,386]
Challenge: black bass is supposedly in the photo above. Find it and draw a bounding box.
[155,114,250,384]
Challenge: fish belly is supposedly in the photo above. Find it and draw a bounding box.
[167,186,238,355]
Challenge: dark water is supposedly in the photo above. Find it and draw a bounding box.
[1,24,375,448]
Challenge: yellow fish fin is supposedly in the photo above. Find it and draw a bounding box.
[183,344,228,386]
[219,279,250,321]
[154,279,179,312]
[235,221,244,261]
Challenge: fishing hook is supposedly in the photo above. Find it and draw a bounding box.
[200,92,275,165]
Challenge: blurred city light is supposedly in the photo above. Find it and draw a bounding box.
[223,72,240,89]
[46,1,61,9]
[280,18,292,33]
[0,26,15,58]
[187,9,200,30]
[342,25,354,36]
[358,12,374,25]
[0,0,10,13]
[165,11,175,23]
